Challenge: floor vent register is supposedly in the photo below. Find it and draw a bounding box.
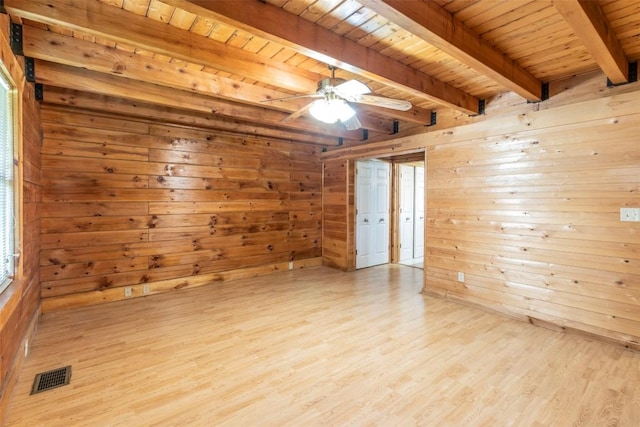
[31,366,72,395]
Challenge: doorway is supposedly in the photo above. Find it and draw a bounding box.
[398,164,425,268]
[355,160,390,269]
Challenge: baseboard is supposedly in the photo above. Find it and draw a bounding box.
[42,257,324,313]
[422,288,640,353]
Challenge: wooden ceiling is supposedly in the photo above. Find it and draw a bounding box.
[4,0,640,146]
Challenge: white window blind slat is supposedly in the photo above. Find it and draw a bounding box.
[0,72,14,291]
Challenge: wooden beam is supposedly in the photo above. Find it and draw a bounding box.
[4,0,321,93]
[160,0,480,114]
[42,87,341,146]
[357,0,542,101]
[553,0,628,84]
[21,25,304,111]
[23,26,393,136]
[34,60,367,142]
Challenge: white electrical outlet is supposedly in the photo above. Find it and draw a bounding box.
[124,287,133,298]
[142,284,150,295]
[457,272,465,283]
[620,207,640,222]
[288,261,294,270]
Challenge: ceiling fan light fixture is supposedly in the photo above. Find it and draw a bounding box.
[309,98,355,124]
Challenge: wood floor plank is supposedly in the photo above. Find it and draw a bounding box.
[5,265,640,426]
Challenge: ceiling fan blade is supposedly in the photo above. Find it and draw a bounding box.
[355,94,412,111]
[261,93,321,103]
[281,102,313,123]
[334,79,371,101]
[341,114,362,131]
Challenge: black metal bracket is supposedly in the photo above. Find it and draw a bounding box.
[10,23,23,56]
[527,82,550,104]
[392,120,399,134]
[24,57,35,83]
[0,0,6,14]
[322,146,327,152]
[541,82,549,101]
[362,129,369,141]
[426,111,437,127]
[477,99,486,115]
[35,83,44,101]
[337,137,343,146]
[607,61,638,87]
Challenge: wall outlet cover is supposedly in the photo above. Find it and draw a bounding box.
[620,207,640,222]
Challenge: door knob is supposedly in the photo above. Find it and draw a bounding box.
[363,218,369,223]
[379,218,384,223]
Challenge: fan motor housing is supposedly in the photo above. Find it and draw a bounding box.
[317,77,347,95]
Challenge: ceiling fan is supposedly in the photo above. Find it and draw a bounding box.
[265,66,412,130]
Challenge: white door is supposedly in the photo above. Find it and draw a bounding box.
[399,165,415,262]
[356,160,390,269]
[413,166,425,259]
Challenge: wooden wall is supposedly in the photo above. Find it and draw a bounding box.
[321,76,640,348]
[0,14,42,421]
[424,89,640,348]
[39,106,323,311]
[322,159,354,270]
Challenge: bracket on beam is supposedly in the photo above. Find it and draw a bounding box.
[35,83,43,101]
[362,129,369,141]
[425,111,437,127]
[0,0,6,14]
[392,120,399,134]
[527,82,550,103]
[607,62,638,87]
[541,82,549,101]
[478,99,486,115]
[10,23,23,56]
[338,137,343,146]
[24,57,35,83]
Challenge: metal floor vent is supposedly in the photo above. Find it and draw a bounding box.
[31,366,72,395]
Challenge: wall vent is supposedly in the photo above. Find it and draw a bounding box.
[31,366,72,395]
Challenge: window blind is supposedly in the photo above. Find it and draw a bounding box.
[0,73,13,291]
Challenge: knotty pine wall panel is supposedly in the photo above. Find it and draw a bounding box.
[424,92,640,347]
[322,159,351,270]
[40,106,322,311]
[0,14,42,420]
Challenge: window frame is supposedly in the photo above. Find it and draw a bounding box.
[0,62,19,294]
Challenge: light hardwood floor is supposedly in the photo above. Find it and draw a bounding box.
[6,265,640,426]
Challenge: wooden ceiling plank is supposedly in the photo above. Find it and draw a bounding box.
[553,0,629,84]
[34,60,358,143]
[4,0,321,93]
[160,0,480,114]
[358,0,542,101]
